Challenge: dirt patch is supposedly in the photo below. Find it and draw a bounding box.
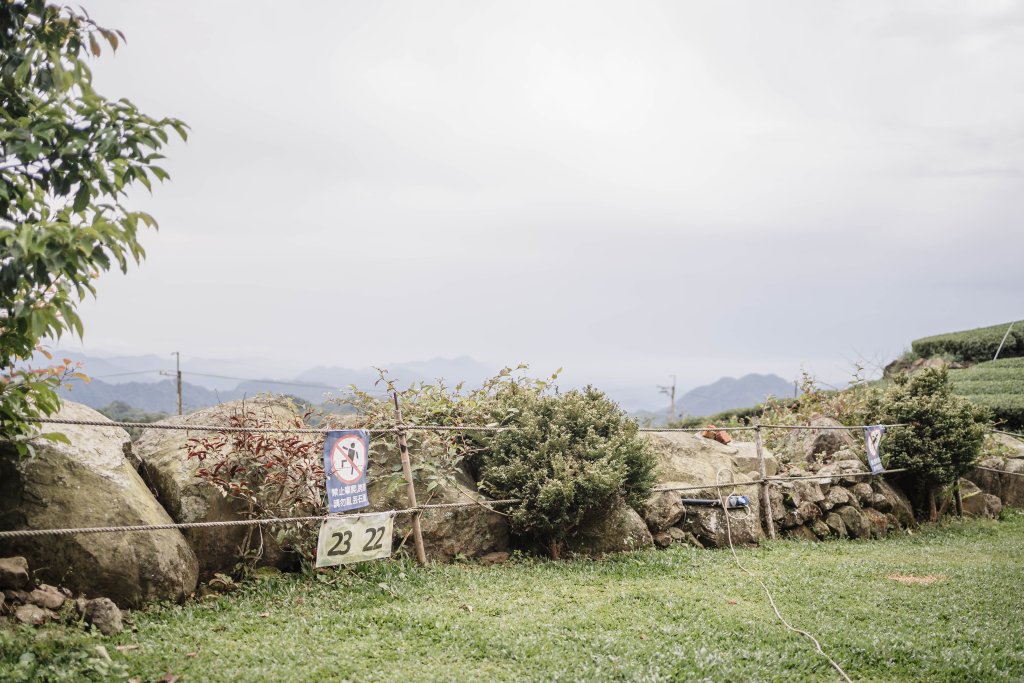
[886,573,946,585]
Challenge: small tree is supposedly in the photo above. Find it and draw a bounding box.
[478,386,656,558]
[870,368,989,520]
[1,2,186,455]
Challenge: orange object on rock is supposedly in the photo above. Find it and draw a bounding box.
[701,424,732,444]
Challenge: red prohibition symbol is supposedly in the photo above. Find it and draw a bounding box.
[330,435,367,484]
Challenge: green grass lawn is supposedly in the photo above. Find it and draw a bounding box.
[4,512,1024,682]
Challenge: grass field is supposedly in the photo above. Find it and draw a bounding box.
[3,512,1024,682]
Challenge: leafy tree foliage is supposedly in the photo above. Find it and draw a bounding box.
[870,368,989,519]
[1,1,185,455]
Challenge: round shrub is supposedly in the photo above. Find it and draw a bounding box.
[870,368,989,519]
[477,386,656,558]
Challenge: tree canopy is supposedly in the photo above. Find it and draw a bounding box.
[1,1,185,455]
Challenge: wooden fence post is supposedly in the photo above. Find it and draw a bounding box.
[392,391,428,566]
[754,420,777,540]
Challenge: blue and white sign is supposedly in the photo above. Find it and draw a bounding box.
[863,425,886,474]
[323,430,370,513]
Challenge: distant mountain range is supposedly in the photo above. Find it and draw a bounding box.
[634,373,796,424]
[30,350,793,419]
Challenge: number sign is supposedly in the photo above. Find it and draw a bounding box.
[315,512,394,567]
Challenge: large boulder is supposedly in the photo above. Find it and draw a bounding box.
[642,432,766,545]
[780,416,856,463]
[134,399,304,578]
[0,402,198,606]
[567,503,654,556]
[638,436,770,536]
[366,469,509,562]
[835,505,869,539]
[870,479,915,527]
[967,456,1024,508]
[959,479,1003,519]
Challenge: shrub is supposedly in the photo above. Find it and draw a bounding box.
[869,368,989,520]
[185,401,323,572]
[477,386,656,558]
[911,321,1024,363]
[337,368,657,558]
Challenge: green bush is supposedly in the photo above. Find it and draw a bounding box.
[477,386,656,557]
[911,321,1023,363]
[337,368,656,558]
[869,368,989,519]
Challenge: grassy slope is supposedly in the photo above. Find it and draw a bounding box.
[3,513,1024,683]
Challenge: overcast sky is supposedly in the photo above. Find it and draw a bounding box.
[66,0,1023,393]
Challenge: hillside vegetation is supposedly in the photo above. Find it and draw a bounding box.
[912,321,1023,363]
[950,358,1024,429]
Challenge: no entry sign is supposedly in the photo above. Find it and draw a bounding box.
[323,430,370,513]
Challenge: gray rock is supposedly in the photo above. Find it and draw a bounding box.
[782,501,823,528]
[967,456,1024,508]
[367,469,509,562]
[819,486,853,512]
[567,503,654,556]
[817,459,871,486]
[836,505,869,539]
[778,478,824,507]
[4,589,29,605]
[679,489,762,548]
[643,487,688,533]
[959,479,1003,518]
[643,432,766,545]
[861,508,889,539]
[810,519,831,539]
[652,532,673,548]
[729,442,780,477]
[867,493,892,512]
[825,512,847,538]
[0,556,29,590]
[0,402,198,607]
[768,486,786,522]
[83,597,123,635]
[781,416,856,463]
[27,584,64,610]
[134,399,301,579]
[870,479,915,527]
[850,482,874,505]
[15,603,54,625]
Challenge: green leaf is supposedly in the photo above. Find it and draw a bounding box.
[72,183,90,212]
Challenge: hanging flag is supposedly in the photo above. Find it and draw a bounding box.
[863,425,886,474]
[322,430,370,513]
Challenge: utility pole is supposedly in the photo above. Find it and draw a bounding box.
[658,375,677,421]
[173,351,182,416]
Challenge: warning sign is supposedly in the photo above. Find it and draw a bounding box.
[322,430,370,513]
[863,425,886,474]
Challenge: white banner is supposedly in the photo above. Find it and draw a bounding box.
[315,512,394,567]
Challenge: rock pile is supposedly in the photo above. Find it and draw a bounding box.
[965,434,1024,509]
[641,429,917,548]
[0,555,124,635]
[0,401,198,606]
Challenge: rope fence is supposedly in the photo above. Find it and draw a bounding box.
[3,416,1019,543]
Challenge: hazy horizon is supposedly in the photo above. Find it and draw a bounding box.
[50,1,1024,398]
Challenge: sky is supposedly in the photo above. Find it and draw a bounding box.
[64,0,1024,396]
